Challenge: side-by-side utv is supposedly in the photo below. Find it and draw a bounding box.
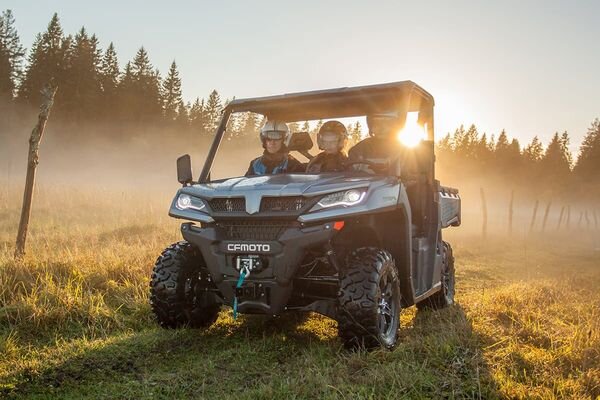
[150,81,461,348]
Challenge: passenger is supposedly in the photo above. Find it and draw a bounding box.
[306,121,348,173]
[245,120,304,176]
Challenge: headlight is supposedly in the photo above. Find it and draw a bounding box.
[175,194,206,211]
[317,189,367,209]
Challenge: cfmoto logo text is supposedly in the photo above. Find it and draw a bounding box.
[227,243,271,252]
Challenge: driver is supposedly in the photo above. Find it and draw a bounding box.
[348,112,405,164]
[245,120,304,176]
[306,120,348,173]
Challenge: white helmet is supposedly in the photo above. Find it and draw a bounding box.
[260,120,290,145]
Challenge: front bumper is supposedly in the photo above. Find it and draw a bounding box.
[181,221,337,315]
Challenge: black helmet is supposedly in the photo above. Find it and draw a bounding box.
[317,120,347,151]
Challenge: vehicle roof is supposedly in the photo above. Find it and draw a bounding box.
[226,80,434,122]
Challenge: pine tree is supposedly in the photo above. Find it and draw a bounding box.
[507,138,522,167]
[131,46,151,78]
[493,129,511,170]
[559,131,573,168]
[175,100,190,126]
[99,42,119,117]
[541,132,572,185]
[574,119,600,182]
[189,97,206,133]
[0,9,25,100]
[241,112,259,136]
[436,133,453,153]
[19,13,72,106]
[457,124,479,159]
[204,89,222,134]
[495,129,510,152]
[59,27,102,120]
[162,60,182,121]
[116,61,134,121]
[474,133,492,167]
[450,125,465,151]
[523,136,544,163]
[127,47,162,121]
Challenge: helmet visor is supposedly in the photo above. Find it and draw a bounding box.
[263,130,286,140]
[318,132,341,151]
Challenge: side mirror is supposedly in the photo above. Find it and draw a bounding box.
[177,154,193,186]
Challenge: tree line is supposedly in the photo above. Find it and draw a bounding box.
[1,11,600,198]
[436,121,600,198]
[0,11,248,138]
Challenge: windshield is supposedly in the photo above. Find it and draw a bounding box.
[208,113,368,181]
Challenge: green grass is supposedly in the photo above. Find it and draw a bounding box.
[0,184,599,399]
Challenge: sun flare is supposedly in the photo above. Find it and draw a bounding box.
[397,112,427,147]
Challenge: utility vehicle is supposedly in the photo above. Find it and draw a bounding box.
[150,81,461,348]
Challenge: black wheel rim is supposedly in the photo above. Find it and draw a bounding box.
[377,271,399,341]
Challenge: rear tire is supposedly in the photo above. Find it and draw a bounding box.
[337,247,401,349]
[150,241,221,328]
[417,241,455,309]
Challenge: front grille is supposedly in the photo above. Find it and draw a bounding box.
[260,196,307,212]
[217,220,296,241]
[209,198,246,212]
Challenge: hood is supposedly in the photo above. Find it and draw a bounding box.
[181,173,386,199]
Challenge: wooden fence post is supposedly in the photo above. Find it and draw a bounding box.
[541,201,552,233]
[508,190,514,236]
[557,206,565,231]
[530,200,539,233]
[14,84,57,259]
[480,188,488,239]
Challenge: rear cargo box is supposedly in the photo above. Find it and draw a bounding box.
[439,186,461,228]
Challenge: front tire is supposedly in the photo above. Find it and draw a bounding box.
[150,241,221,328]
[337,247,401,349]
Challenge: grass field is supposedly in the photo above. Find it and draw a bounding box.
[0,184,599,399]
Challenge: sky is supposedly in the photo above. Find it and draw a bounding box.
[4,0,600,149]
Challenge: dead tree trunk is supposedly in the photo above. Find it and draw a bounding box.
[541,201,552,233]
[508,190,514,236]
[530,200,539,233]
[480,188,488,239]
[557,206,565,231]
[14,84,57,259]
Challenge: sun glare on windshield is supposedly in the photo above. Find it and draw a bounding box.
[397,112,427,147]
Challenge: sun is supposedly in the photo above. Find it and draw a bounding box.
[397,112,427,147]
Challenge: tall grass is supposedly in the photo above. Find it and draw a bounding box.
[0,183,598,399]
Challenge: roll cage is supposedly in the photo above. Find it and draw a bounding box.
[199,81,435,183]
